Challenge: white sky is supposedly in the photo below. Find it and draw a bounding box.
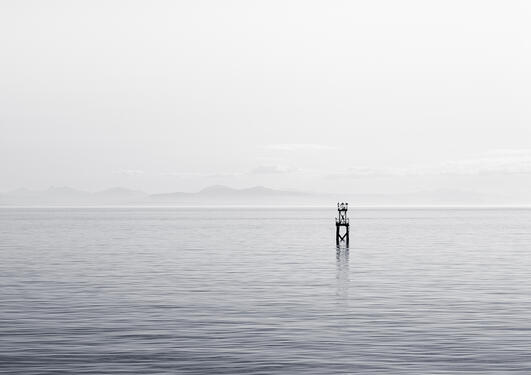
[1,0,531,194]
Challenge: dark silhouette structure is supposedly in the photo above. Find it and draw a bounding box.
[335,202,349,245]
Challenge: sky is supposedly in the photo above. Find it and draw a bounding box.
[1,0,531,196]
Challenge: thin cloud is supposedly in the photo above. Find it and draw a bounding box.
[114,169,145,176]
[328,166,407,179]
[331,149,531,179]
[248,165,297,175]
[436,150,531,175]
[264,144,336,152]
[161,171,241,178]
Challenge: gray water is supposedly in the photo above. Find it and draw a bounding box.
[1,207,531,374]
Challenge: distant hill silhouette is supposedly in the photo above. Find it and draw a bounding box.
[0,185,517,206]
[0,186,148,205]
[149,185,305,205]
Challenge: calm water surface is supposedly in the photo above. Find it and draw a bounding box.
[1,207,531,374]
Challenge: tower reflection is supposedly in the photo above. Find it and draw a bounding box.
[335,246,350,302]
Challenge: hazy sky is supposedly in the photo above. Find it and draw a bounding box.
[2,0,531,194]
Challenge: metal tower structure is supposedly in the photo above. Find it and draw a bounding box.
[335,202,349,245]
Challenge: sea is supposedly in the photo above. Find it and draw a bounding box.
[1,207,531,374]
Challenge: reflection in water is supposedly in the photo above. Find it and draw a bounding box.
[336,246,350,301]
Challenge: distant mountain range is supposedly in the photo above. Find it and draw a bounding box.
[0,185,521,206]
[0,186,149,205]
[0,185,306,206]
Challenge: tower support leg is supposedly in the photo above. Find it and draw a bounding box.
[346,226,349,246]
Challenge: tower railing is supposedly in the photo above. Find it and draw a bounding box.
[337,202,348,211]
[335,217,349,225]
